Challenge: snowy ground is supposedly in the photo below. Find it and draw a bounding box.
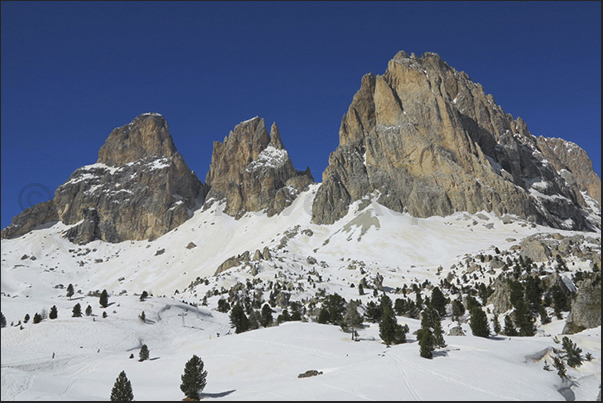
[1,185,601,400]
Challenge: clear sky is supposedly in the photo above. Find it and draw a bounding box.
[1,1,601,229]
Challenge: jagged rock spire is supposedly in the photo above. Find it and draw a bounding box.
[269,122,285,150]
[204,117,313,219]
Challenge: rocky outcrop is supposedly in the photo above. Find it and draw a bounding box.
[487,277,514,315]
[562,276,601,334]
[518,233,601,263]
[312,51,598,231]
[2,113,203,243]
[536,136,601,205]
[204,117,313,218]
[1,200,58,239]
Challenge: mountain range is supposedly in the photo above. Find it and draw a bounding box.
[1,51,600,401]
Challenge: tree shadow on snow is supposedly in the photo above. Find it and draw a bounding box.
[149,357,160,361]
[433,350,449,358]
[200,390,236,398]
[489,336,511,341]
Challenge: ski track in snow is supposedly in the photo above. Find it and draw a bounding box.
[388,352,421,400]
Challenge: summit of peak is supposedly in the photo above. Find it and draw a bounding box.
[97,113,177,167]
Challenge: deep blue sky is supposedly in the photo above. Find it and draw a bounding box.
[2,1,601,229]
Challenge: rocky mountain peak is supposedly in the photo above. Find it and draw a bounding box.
[2,113,202,243]
[312,50,599,231]
[269,122,285,150]
[97,112,177,167]
[204,117,313,219]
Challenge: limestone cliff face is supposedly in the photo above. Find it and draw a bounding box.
[312,51,598,231]
[536,136,601,205]
[204,117,313,218]
[1,113,203,243]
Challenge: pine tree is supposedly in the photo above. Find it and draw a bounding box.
[502,314,518,336]
[325,293,346,325]
[180,355,207,400]
[552,356,567,379]
[33,313,42,324]
[217,299,230,313]
[379,296,407,345]
[421,307,446,348]
[66,284,74,300]
[514,299,536,337]
[560,336,583,368]
[394,298,406,316]
[469,307,490,338]
[139,344,149,362]
[247,309,259,330]
[290,301,302,321]
[260,303,273,327]
[110,370,134,401]
[365,300,383,323]
[430,286,447,318]
[139,311,146,323]
[379,304,398,345]
[415,290,424,311]
[100,289,109,308]
[229,303,249,333]
[277,308,291,324]
[139,290,148,301]
[317,307,330,324]
[85,305,93,316]
[24,313,30,323]
[72,303,82,317]
[418,328,435,359]
[49,305,58,319]
[451,299,465,320]
[1,312,6,328]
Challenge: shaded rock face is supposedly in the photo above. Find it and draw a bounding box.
[2,113,203,243]
[0,200,59,240]
[204,117,313,219]
[312,51,598,231]
[562,277,601,334]
[487,277,514,315]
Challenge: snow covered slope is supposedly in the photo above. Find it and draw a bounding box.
[1,184,601,400]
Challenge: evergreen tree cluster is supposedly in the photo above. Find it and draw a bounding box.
[417,306,445,358]
[469,307,490,338]
[318,293,346,325]
[110,354,209,400]
[378,295,408,346]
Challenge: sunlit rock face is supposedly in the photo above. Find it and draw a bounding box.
[312,51,599,231]
[203,116,313,219]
